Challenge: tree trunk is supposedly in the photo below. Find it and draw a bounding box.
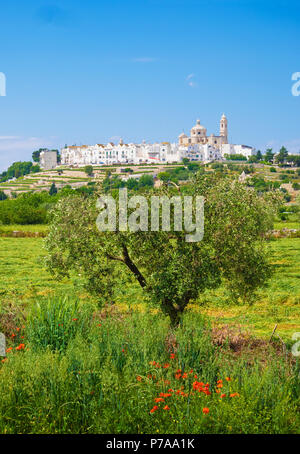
[161,299,184,328]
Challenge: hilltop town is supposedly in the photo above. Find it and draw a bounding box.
[43,115,256,169]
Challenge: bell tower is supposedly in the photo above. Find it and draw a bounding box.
[220,113,228,143]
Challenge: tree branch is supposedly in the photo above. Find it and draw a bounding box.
[121,244,147,288]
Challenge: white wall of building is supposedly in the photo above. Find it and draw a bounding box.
[40,150,57,170]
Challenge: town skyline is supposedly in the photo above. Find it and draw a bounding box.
[1,0,300,171]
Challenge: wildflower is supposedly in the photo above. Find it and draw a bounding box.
[1,358,7,363]
[175,373,181,380]
[6,347,12,353]
[72,318,78,321]
[136,376,142,382]
[220,393,226,398]
[11,334,16,339]
[163,405,170,410]
[16,343,25,351]
[97,323,102,327]
[154,397,165,403]
[168,389,174,393]
[170,353,176,359]
[189,369,194,374]
[16,327,20,332]
[225,377,231,382]
[182,373,188,379]
[230,393,240,398]
[150,406,158,413]
[163,363,170,369]
[217,379,223,384]
[217,383,223,389]
[202,407,210,415]
[149,361,156,366]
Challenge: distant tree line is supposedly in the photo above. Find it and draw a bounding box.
[0,161,41,183]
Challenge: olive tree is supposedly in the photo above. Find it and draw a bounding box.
[45,173,280,326]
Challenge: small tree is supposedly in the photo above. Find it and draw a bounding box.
[0,191,7,201]
[265,149,274,163]
[158,172,171,183]
[84,165,94,176]
[256,150,263,161]
[276,147,289,165]
[45,174,280,326]
[49,183,58,196]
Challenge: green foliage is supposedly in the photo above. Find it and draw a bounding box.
[270,167,277,172]
[265,149,274,163]
[45,174,280,325]
[138,174,154,187]
[32,148,47,163]
[0,161,41,183]
[247,176,281,192]
[256,150,263,161]
[0,310,299,434]
[224,154,247,161]
[84,165,94,176]
[158,172,171,183]
[275,147,289,164]
[0,192,58,225]
[0,190,8,201]
[49,182,58,196]
[27,297,91,353]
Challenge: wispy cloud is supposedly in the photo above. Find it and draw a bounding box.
[186,73,198,88]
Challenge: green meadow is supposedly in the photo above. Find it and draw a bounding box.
[0,226,299,434]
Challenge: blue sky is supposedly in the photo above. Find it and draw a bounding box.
[0,0,300,170]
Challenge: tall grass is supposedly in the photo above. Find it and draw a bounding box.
[27,298,92,352]
[0,301,299,434]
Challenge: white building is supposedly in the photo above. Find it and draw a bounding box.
[39,150,58,170]
[60,115,255,167]
[61,140,182,166]
[186,144,222,162]
[220,143,256,159]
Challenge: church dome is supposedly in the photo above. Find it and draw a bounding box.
[179,132,188,137]
[193,119,206,130]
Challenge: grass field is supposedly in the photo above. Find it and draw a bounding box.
[0,234,299,341]
[0,229,299,434]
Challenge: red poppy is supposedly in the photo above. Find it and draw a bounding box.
[150,405,158,413]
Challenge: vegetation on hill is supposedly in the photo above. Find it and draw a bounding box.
[0,161,40,183]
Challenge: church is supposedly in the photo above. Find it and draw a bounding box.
[178,114,228,147]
